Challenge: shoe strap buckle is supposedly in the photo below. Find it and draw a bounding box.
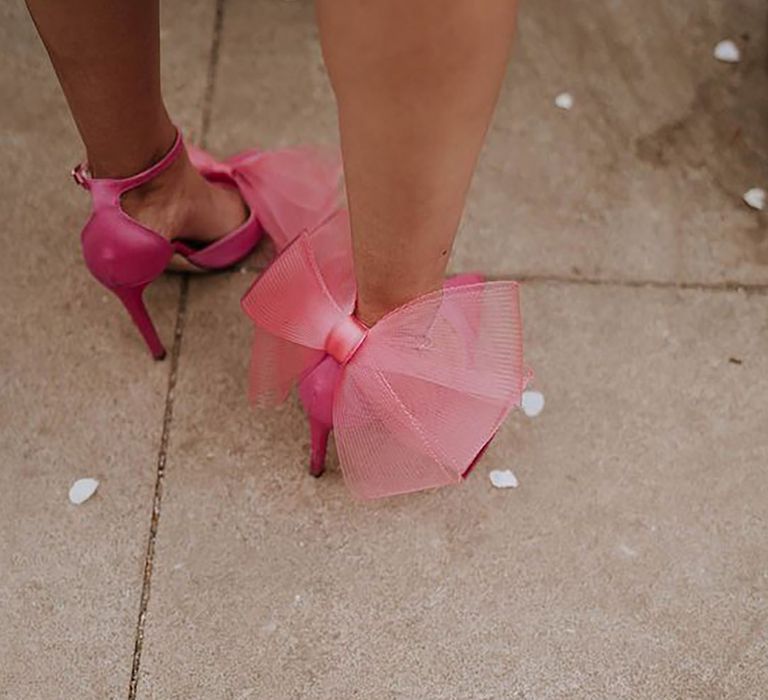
[71,163,91,188]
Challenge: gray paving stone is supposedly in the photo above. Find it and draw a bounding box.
[140,273,768,699]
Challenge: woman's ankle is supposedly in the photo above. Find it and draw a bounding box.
[86,120,178,180]
[121,147,247,242]
[355,279,443,326]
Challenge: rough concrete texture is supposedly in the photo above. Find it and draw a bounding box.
[0,1,212,697]
[1,0,767,698]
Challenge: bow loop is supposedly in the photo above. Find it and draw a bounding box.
[188,143,342,253]
[242,209,356,347]
[228,147,342,252]
[241,210,359,403]
[335,281,525,499]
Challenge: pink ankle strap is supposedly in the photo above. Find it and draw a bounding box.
[71,128,185,193]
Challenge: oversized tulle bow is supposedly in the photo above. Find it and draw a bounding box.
[241,211,528,499]
[188,144,342,252]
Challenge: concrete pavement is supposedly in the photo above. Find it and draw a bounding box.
[1,0,766,698]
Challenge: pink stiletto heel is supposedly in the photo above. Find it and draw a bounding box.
[298,355,341,477]
[242,211,530,500]
[308,419,332,478]
[112,284,166,360]
[73,128,341,358]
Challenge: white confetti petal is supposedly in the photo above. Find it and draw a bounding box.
[521,390,545,417]
[743,187,765,211]
[713,39,740,63]
[68,478,99,505]
[489,469,519,489]
[554,92,574,110]
[618,543,638,558]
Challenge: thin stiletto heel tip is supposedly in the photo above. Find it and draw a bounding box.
[309,463,325,478]
[153,349,167,361]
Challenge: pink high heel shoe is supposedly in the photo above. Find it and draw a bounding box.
[73,129,340,359]
[241,210,530,500]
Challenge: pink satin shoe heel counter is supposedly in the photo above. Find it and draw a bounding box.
[241,210,531,500]
[73,129,341,359]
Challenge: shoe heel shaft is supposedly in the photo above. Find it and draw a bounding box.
[81,211,172,289]
[308,418,331,477]
[298,356,340,478]
[112,284,167,360]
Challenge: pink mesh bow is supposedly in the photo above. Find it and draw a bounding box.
[188,144,342,251]
[241,211,528,500]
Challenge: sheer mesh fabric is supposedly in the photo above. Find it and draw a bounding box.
[187,143,342,253]
[233,147,342,252]
[241,210,356,403]
[247,329,322,405]
[334,283,524,499]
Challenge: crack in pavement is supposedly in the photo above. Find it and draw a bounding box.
[127,0,226,697]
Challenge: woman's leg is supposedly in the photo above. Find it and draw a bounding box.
[316,0,518,326]
[25,0,245,241]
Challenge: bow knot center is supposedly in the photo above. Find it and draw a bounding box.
[325,316,367,365]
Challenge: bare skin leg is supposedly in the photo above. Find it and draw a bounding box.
[316,0,518,326]
[25,0,245,242]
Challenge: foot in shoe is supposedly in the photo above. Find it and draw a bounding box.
[121,146,248,246]
[75,127,342,359]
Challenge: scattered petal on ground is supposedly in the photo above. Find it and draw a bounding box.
[489,469,519,489]
[743,187,765,211]
[555,92,574,110]
[713,40,740,63]
[68,478,99,505]
[618,543,639,558]
[521,390,545,417]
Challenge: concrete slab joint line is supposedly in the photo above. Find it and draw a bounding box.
[128,1,226,697]
[127,276,189,700]
[510,274,768,294]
